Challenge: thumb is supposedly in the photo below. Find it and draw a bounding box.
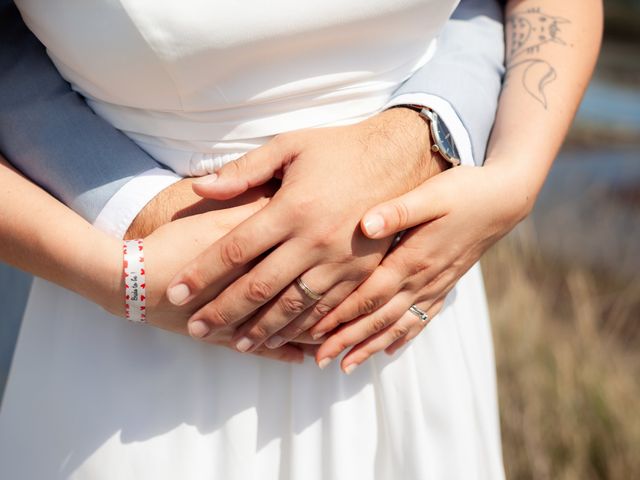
[360,175,450,239]
[192,139,297,200]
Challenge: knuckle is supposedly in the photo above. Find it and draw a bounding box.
[390,201,410,229]
[357,264,377,280]
[358,295,381,316]
[313,302,333,318]
[405,259,431,278]
[392,324,410,340]
[282,325,304,339]
[246,324,271,342]
[279,296,307,316]
[203,307,234,328]
[356,352,372,364]
[245,279,274,304]
[288,208,305,227]
[312,233,333,250]
[369,315,391,335]
[332,339,350,352]
[223,157,243,177]
[228,152,251,174]
[180,264,208,292]
[219,238,247,269]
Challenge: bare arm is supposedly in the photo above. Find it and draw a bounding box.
[0,155,122,311]
[0,155,303,361]
[485,0,603,207]
[309,0,603,371]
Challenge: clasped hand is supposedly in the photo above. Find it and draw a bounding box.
[164,108,442,361]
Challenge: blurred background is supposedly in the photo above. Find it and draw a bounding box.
[482,0,640,478]
[1,1,639,479]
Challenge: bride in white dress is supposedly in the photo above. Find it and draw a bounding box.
[0,0,509,478]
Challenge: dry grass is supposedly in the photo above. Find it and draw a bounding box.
[482,222,640,480]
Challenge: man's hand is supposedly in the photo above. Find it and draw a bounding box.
[164,107,447,353]
[124,177,282,239]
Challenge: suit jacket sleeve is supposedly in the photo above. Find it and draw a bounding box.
[0,2,181,229]
[387,0,505,165]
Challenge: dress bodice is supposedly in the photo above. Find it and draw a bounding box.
[16,0,458,175]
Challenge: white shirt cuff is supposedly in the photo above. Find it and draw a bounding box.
[383,93,475,167]
[93,167,182,239]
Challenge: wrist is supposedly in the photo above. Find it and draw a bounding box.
[125,178,206,239]
[372,107,449,179]
[78,234,125,317]
[482,161,539,221]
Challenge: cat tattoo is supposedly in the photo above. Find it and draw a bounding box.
[505,7,571,109]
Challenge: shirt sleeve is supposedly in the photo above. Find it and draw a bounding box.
[92,168,181,239]
[386,1,505,165]
[0,2,182,229]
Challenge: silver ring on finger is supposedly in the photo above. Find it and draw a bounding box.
[408,304,430,324]
[295,276,323,301]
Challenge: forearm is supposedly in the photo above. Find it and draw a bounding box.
[1,2,182,228]
[486,0,603,214]
[0,156,122,313]
[388,1,505,165]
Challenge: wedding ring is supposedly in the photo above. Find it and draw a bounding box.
[408,304,430,324]
[295,276,323,301]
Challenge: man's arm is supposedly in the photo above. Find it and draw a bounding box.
[162,2,504,351]
[0,0,505,242]
[307,0,602,370]
[387,0,505,165]
[0,2,182,236]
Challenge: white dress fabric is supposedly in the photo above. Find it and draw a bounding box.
[1,1,505,479]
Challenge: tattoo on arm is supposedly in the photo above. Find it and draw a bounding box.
[505,7,571,109]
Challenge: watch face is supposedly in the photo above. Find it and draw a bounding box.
[432,116,460,163]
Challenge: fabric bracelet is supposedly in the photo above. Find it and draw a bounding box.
[123,239,147,323]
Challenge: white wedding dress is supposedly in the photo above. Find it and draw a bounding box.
[0,1,505,479]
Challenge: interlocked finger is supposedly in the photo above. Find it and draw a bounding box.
[263,279,363,349]
[310,264,404,339]
[230,265,348,352]
[384,298,445,356]
[167,200,291,308]
[187,237,319,338]
[338,301,438,372]
[314,293,413,369]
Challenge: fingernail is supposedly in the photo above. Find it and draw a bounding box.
[265,335,285,349]
[189,320,210,339]
[344,363,359,375]
[193,174,218,185]
[311,331,326,340]
[363,214,384,237]
[236,337,254,352]
[318,358,332,369]
[167,283,191,305]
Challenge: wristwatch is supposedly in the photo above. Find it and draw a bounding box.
[397,104,461,167]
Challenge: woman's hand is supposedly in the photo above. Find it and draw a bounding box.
[131,190,306,364]
[309,0,604,373]
[164,108,447,353]
[309,163,530,373]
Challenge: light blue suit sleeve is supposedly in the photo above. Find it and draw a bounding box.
[0,2,174,223]
[1,0,504,224]
[389,0,505,165]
